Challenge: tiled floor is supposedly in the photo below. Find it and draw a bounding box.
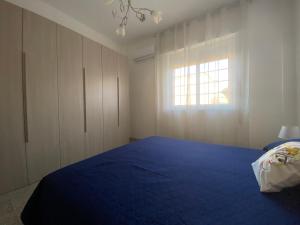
[0,184,37,225]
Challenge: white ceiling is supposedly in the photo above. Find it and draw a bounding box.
[40,0,236,44]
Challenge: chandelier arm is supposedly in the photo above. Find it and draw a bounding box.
[130,6,152,15]
[129,6,144,22]
[127,0,152,16]
[134,8,153,14]
[120,1,130,26]
[119,2,123,13]
[112,0,161,36]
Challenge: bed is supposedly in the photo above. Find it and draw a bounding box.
[21,136,300,225]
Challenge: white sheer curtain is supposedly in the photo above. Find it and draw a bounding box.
[155,1,250,147]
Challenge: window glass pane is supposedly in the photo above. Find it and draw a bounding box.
[181,75,187,86]
[190,95,196,105]
[209,61,217,71]
[175,76,181,86]
[190,74,196,85]
[219,82,229,103]
[209,82,218,93]
[219,59,228,69]
[173,58,230,107]
[219,69,228,81]
[219,94,229,104]
[219,81,229,93]
[200,84,208,94]
[200,63,208,73]
[200,73,209,83]
[181,87,187,96]
[209,94,218,104]
[175,68,181,76]
[200,95,209,104]
[209,71,218,82]
[175,87,180,96]
[181,96,187,105]
[175,96,181,105]
[200,63,204,73]
[190,85,196,95]
[180,67,185,75]
[189,65,196,74]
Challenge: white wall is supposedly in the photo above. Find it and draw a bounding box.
[128,0,298,147]
[248,0,297,147]
[296,0,300,126]
[129,58,156,139]
[127,37,157,139]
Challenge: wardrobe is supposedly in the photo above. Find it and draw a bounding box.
[0,0,130,194]
[102,47,130,151]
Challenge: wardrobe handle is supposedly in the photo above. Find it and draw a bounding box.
[22,52,29,143]
[83,67,87,133]
[117,76,120,128]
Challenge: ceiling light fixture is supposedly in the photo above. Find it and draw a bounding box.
[105,0,162,37]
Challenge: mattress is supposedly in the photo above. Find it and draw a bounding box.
[22,136,300,225]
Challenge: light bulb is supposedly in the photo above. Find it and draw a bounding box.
[120,25,126,37]
[151,11,162,24]
[115,27,121,36]
[116,25,126,37]
[112,9,117,18]
[104,0,114,5]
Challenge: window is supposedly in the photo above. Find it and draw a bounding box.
[174,58,230,106]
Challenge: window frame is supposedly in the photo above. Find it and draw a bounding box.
[172,58,234,110]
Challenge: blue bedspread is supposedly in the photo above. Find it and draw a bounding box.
[22,136,300,225]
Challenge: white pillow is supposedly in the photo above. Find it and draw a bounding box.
[252,142,300,192]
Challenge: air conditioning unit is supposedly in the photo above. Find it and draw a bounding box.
[131,41,155,63]
[134,53,155,63]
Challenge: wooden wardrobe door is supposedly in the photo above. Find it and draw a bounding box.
[102,47,118,151]
[83,38,103,157]
[23,10,60,183]
[57,26,85,166]
[0,1,27,194]
[117,54,130,146]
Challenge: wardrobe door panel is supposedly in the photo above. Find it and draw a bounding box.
[0,1,27,194]
[102,47,118,151]
[117,55,130,146]
[57,26,85,166]
[83,38,103,156]
[23,10,60,183]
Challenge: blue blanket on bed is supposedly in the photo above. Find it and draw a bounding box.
[22,136,300,225]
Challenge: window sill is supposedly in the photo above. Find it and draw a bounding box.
[170,104,236,112]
